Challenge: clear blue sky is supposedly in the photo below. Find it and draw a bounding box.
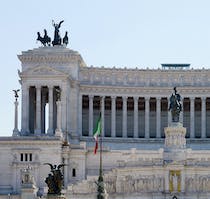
[1,0,210,136]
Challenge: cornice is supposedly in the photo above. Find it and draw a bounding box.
[18,46,86,67]
[0,136,63,145]
[80,85,210,97]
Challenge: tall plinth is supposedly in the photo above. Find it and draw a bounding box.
[163,122,186,162]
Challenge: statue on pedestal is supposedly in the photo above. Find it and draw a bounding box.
[36,20,69,47]
[44,163,66,195]
[168,87,182,122]
[52,20,64,46]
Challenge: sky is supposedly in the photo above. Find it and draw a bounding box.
[1,0,210,136]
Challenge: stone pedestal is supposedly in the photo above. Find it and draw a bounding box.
[164,122,186,149]
[163,122,186,162]
[21,185,37,199]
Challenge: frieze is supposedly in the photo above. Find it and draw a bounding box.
[79,85,210,97]
[79,66,210,87]
[185,176,210,192]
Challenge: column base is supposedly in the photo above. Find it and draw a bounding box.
[34,129,41,135]
[47,129,54,136]
[55,129,63,138]
[13,129,20,136]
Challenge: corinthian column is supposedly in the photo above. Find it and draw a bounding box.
[190,97,195,138]
[55,100,62,137]
[111,96,116,137]
[35,86,41,135]
[47,86,54,135]
[101,96,105,137]
[145,97,150,138]
[156,97,161,138]
[167,97,171,125]
[134,96,139,138]
[89,95,93,136]
[21,85,29,135]
[201,97,206,138]
[122,96,127,138]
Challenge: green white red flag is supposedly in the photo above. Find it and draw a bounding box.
[93,114,101,154]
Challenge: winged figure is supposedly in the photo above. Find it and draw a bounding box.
[13,89,20,100]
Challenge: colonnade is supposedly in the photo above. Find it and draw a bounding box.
[82,95,210,139]
[21,85,62,135]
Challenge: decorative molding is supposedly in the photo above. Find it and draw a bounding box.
[79,66,210,88]
[19,65,68,78]
[18,47,86,67]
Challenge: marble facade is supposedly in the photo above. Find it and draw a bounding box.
[1,46,210,199]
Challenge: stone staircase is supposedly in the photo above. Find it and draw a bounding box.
[67,168,117,195]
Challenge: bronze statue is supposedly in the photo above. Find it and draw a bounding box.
[168,87,182,122]
[63,31,69,46]
[43,29,51,46]
[36,20,69,47]
[13,89,20,101]
[44,163,66,195]
[37,29,51,46]
[52,20,64,46]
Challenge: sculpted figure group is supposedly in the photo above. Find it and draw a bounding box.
[44,163,66,195]
[37,20,69,47]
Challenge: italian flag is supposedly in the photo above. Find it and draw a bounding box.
[93,114,101,154]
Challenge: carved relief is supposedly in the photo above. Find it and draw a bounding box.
[169,170,181,192]
[117,174,164,193]
[79,67,210,88]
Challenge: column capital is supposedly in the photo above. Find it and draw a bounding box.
[122,96,128,100]
[133,96,139,101]
[145,96,150,101]
[35,85,42,90]
[111,96,116,100]
[190,96,195,101]
[48,85,54,90]
[156,96,161,101]
[25,85,30,90]
[89,95,94,100]
[201,96,206,101]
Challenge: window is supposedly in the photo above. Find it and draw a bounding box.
[20,153,33,162]
[25,154,28,161]
[29,153,32,161]
[20,153,24,161]
[72,168,76,177]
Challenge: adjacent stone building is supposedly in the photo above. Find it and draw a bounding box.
[1,46,210,199]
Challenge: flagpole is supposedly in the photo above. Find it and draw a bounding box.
[97,97,105,199]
